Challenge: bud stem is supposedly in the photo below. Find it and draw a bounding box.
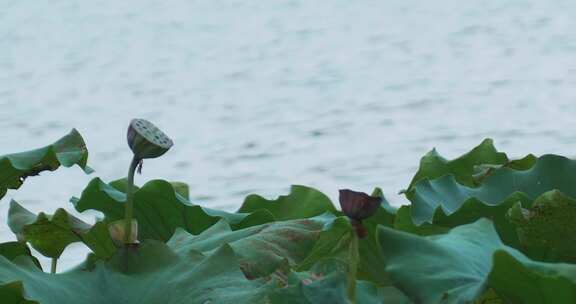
[346,231,359,304]
[124,156,140,245]
[350,219,367,239]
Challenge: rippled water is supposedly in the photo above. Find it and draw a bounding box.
[1,0,575,269]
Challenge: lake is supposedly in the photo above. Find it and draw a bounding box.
[1,0,575,269]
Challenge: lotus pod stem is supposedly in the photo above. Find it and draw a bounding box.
[123,119,173,246]
[123,156,140,245]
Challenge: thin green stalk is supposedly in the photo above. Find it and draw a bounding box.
[347,231,359,304]
[51,258,57,274]
[123,156,140,245]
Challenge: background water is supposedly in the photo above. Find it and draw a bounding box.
[1,0,575,270]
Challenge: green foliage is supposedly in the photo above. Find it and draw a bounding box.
[8,200,115,259]
[0,242,41,270]
[379,219,576,304]
[406,139,508,191]
[71,178,275,241]
[0,282,38,304]
[408,154,576,224]
[167,216,332,278]
[0,129,92,200]
[3,130,576,303]
[238,185,337,220]
[508,190,576,262]
[0,242,273,304]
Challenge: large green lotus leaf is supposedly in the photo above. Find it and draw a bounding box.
[393,192,533,251]
[0,282,38,304]
[0,242,272,304]
[392,206,449,236]
[295,216,351,271]
[166,214,396,298]
[268,271,350,304]
[165,215,398,302]
[378,219,500,303]
[296,215,393,287]
[168,215,343,279]
[408,155,576,225]
[105,178,268,230]
[71,178,275,242]
[363,187,396,228]
[277,255,410,304]
[169,181,190,199]
[289,212,393,287]
[358,285,411,304]
[473,289,504,304]
[355,204,397,286]
[238,185,337,220]
[472,154,537,185]
[488,251,576,303]
[356,227,392,286]
[8,200,115,259]
[272,254,408,304]
[0,243,42,303]
[361,204,397,229]
[406,139,508,192]
[108,178,189,199]
[297,215,394,287]
[378,219,576,304]
[0,242,41,270]
[508,190,576,262]
[0,129,92,201]
[268,271,400,304]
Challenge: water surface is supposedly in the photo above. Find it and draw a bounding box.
[1,0,575,269]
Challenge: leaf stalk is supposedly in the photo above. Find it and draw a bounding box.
[51,257,57,274]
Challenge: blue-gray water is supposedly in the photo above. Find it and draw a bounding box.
[1,0,575,269]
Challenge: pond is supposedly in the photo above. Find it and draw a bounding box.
[1,0,575,269]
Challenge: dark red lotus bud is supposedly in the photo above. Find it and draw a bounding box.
[339,189,381,221]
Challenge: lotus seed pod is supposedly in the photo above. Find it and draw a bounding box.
[338,189,381,221]
[109,219,138,246]
[127,119,173,160]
